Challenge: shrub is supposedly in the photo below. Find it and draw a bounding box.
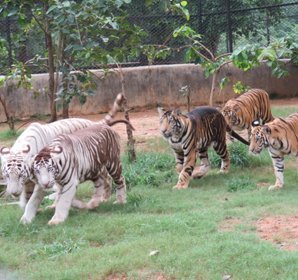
[209,141,271,168]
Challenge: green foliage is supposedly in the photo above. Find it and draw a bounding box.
[232,44,261,71]
[171,1,190,20]
[122,152,175,189]
[3,62,32,89]
[209,141,271,168]
[232,34,298,78]
[233,81,250,94]
[1,0,145,111]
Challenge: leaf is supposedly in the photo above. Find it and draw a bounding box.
[62,1,71,8]
[233,81,250,94]
[46,5,57,14]
[181,1,188,7]
[7,9,17,17]
[173,25,195,38]
[258,47,277,61]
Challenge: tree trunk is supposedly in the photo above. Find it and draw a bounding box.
[117,67,136,162]
[187,94,190,112]
[0,91,14,131]
[60,34,69,119]
[209,71,217,106]
[124,103,136,162]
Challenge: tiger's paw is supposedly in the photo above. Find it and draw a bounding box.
[113,196,127,204]
[45,203,56,210]
[20,215,33,225]
[218,169,229,174]
[48,218,64,226]
[268,184,283,191]
[173,184,188,189]
[192,166,210,179]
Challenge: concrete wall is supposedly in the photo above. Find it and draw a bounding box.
[0,63,297,122]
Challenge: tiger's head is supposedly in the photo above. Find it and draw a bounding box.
[157,107,188,141]
[32,146,61,191]
[222,103,242,127]
[0,145,32,196]
[250,118,288,155]
[249,125,271,155]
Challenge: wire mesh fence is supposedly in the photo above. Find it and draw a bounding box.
[0,0,297,73]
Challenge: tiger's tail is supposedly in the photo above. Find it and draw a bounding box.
[226,125,250,145]
[100,93,126,125]
[109,119,135,131]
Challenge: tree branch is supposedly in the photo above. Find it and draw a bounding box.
[31,12,48,35]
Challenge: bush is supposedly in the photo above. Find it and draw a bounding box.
[209,141,271,168]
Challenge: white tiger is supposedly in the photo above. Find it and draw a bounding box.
[27,120,131,225]
[0,93,125,210]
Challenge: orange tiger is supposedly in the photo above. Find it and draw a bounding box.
[249,113,298,190]
[222,89,274,141]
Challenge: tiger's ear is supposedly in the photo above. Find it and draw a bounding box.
[22,144,31,154]
[262,125,271,134]
[234,105,241,112]
[174,109,181,116]
[157,107,166,117]
[0,147,10,155]
[51,145,63,154]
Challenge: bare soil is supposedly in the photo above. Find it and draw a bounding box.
[256,216,298,251]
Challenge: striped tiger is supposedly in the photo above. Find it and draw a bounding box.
[24,119,132,225]
[158,106,249,189]
[0,93,125,209]
[222,89,274,141]
[249,113,298,191]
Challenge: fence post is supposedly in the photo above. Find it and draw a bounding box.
[266,10,270,45]
[226,0,233,53]
[196,0,203,35]
[5,17,13,67]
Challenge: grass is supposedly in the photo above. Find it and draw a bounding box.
[0,129,23,147]
[0,106,298,279]
[271,104,298,118]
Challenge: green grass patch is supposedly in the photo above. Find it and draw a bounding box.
[0,129,22,141]
[0,148,298,280]
[0,106,298,279]
[272,105,298,118]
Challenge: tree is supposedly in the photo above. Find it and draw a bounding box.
[0,0,142,161]
[45,0,144,118]
[0,62,32,130]
[0,1,59,121]
[0,0,144,121]
[172,23,298,105]
[141,1,297,105]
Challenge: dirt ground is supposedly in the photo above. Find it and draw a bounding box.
[1,97,298,250]
[256,216,298,251]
